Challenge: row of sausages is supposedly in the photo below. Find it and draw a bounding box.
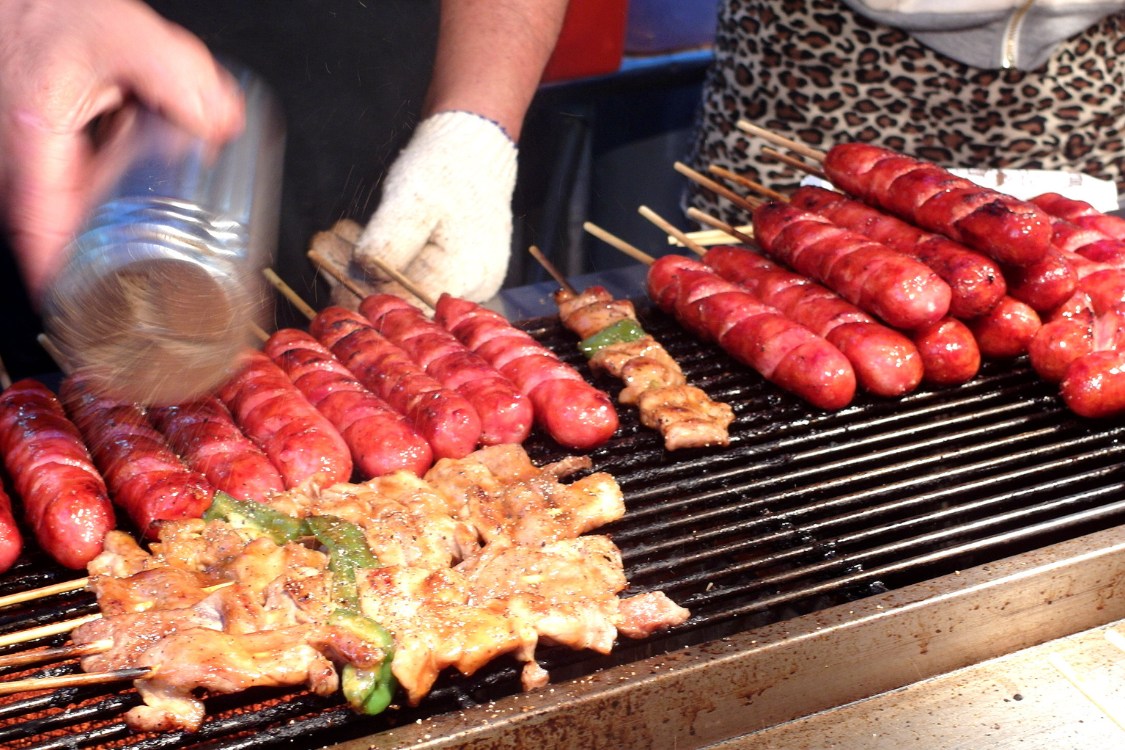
[0,295,620,572]
[669,140,1125,416]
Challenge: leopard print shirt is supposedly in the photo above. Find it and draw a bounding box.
[683,0,1125,227]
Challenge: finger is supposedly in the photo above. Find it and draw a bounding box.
[356,198,437,275]
[102,10,245,142]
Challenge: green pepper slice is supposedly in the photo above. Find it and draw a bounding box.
[577,318,646,358]
[202,491,308,545]
[331,608,397,715]
[306,515,380,608]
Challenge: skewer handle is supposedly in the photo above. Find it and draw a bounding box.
[0,666,151,696]
[527,246,576,295]
[582,222,655,266]
[0,577,89,610]
[264,268,317,321]
[637,206,709,258]
[736,120,827,162]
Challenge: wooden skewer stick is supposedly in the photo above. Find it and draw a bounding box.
[0,638,112,670]
[360,255,437,311]
[0,577,90,610]
[736,120,827,162]
[686,208,756,248]
[264,268,318,322]
[308,248,370,302]
[760,146,826,178]
[527,246,576,295]
[248,322,271,344]
[675,162,763,216]
[708,165,786,203]
[637,206,710,259]
[582,222,655,266]
[0,666,152,696]
[0,613,101,649]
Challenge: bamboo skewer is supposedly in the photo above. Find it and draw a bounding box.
[308,248,370,302]
[264,269,318,321]
[305,226,437,310]
[736,120,827,162]
[637,207,710,259]
[685,208,756,249]
[761,146,826,178]
[0,613,101,649]
[582,222,655,266]
[708,165,786,202]
[527,246,575,295]
[0,639,113,670]
[0,666,152,696]
[0,577,90,610]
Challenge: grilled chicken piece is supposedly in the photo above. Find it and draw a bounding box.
[425,444,624,545]
[89,566,212,616]
[128,627,339,733]
[267,471,476,569]
[358,564,522,705]
[615,591,692,639]
[554,286,734,450]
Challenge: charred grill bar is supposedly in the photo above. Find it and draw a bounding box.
[3,301,1125,749]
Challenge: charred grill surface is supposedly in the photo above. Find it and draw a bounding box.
[3,304,1124,749]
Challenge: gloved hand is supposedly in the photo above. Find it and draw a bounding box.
[354,110,518,303]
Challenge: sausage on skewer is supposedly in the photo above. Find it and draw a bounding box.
[358,294,534,446]
[433,294,620,450]
[150,397,286,503]
[0,484,19,573]
[702,244,923,397]
[647,254,856,411]
[0,379,115,568]
[59,376,214,539]
[309,307,483,459]
[263,328,433,477]
[751,200,952,331]
[217,350,354,490]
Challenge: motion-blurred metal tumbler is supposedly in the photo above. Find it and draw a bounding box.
[42,62,285,405]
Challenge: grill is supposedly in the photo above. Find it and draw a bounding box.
[3,301,1125,749]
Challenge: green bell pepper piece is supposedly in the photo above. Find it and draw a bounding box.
[306,515,380,608]
[331,607,397,715]
[577,318,646,358]
[202,491,308,545]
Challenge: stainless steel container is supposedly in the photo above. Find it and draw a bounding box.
[42,62,285,405]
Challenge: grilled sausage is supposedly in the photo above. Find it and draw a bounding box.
[966,296,1041,360]
[150,397,286,502]
[217,350,353,489]
[1003,247,1077,313]
[0,379,116,568]
[1060,348,1125,418]
[433,294,620,450]
[0,484,20,573]
[647,254,856,410]
[1031,192,1125,242]
[358,294,534,446]
[59,376,214,539]
[911,318,981,386]
[703,245,922,397]
[263,328,433,477]
[751,200,952,330]
[822,142,1052,268]
[309,307,482,459]
[790,185,1006,319]
[1028,292,1097,383]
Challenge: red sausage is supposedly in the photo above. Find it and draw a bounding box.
[966,296,1041,359]
[823,142,1052,267]
[790,185,1006,319]
[1027,292,1097,383]
[0,379,115,568]
[434,294,619,450]
[0,484,20,573]
[752,200,951,330]
[703,245,922,397]
[217,350,353,489]
[1004,247,1077,313]
[1060,349,1125,418]
[911,318,981,386]
[647,255,856,410]
[151,397,286,503]
[358,294,533,446]
[1031,192,1125,242]
[263,328,433,477]
[1077,268,1125,314]
[59,376,214,539]
[309,307,482,459]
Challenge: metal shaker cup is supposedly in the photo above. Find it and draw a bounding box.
[41,61,285,405]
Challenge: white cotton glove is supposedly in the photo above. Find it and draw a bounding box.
[355,110,518,303]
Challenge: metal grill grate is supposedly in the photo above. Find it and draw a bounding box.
[3,303,1125,749]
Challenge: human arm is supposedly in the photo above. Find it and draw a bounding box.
[0,0,244,303]
[352,0,570,303]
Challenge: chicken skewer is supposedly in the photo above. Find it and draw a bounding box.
[529,246,734,450]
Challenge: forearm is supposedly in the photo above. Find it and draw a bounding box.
[425,0,569,142]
